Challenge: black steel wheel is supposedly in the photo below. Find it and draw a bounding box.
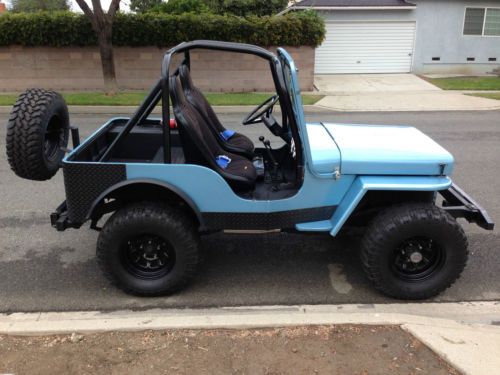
[391,237,445,281]
[97,202,201,296]
[6,88,69,181]
[121,234,176,280]
[44,115,68,162]
[360,203,468,300]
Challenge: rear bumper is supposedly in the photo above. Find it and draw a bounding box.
[440,184,494,230]
[50,201,81,231]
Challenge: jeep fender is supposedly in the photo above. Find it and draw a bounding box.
[295,175,452,236]
[87,179,204,228]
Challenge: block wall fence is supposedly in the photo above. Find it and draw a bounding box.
[0,46,315,92]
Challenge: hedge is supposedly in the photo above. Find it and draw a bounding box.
[0,11,325,47]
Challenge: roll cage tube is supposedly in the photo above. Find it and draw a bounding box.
[100,40,303,167]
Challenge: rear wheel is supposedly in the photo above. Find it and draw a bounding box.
[6,89,69,181]
[96,202,201,296]
[360,203,468,300]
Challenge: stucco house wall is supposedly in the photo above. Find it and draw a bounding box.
[412,0,500,74]
[317,0,500,74]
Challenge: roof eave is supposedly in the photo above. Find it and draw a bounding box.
[279,5,416,15]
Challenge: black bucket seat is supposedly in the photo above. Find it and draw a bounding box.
[169,75,257,191]
[178,65,255,159]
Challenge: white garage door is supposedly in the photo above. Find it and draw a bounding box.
[315,21,416,74]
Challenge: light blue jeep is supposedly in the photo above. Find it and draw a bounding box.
[6,41,494,299]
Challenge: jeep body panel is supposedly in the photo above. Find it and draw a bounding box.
[323,123,454,176]
[62,117,453,234]
[296,175,452,235]
[305,123,341,177]
[53,41,492,235]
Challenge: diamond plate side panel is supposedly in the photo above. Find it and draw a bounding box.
[63,163,126,224]
[202,206,336,230]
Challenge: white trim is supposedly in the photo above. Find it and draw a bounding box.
[410,19,418,71]
[463,6,500,37]
[322,19,415,23]
[278,5,416,15]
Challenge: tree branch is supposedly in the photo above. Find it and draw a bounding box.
[91,0,106,25]
[108,0,121,18]
[74,0,94,19]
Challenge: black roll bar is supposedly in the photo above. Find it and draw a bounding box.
[100,40,298,165]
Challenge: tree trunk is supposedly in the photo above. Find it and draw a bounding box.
[98,25,118,95]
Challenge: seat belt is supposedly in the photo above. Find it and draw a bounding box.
[215,155,232,169]
[220,129,235,141]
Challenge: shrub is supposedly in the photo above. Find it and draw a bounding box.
[0,10,325,47]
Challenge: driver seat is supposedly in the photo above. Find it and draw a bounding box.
[178,65,254,159]
[169,75,257,191]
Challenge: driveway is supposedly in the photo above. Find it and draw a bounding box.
[315,74,439,93]
[314,74,500,111]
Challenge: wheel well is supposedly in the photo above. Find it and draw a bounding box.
[89,182,201,228]
[345,190,435,227]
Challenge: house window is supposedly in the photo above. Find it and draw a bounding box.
[485,8,500,36]
[464,7,500,36]
[464,8,485,35]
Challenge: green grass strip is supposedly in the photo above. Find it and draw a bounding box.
[0,92,324,106]
[427,77,500,90]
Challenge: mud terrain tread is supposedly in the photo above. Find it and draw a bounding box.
[6,88,67,180]
[360,203,468,299]
[96,202,201,296]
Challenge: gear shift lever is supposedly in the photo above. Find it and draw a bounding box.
[259,136,278,170]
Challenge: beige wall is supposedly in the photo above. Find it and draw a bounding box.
[0,46,315,93]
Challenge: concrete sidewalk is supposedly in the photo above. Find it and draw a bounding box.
[316,91,500,111]
[314,74,500,112]
[315,74,440,93]
[1,302,499,375]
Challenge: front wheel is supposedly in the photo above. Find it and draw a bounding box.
[96,202,201,296]
[360,203,468,300]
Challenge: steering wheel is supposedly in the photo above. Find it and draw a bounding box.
[242,95,279,125]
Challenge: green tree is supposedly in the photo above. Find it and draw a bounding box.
[203,0,287,16]
[151,0,209,14]
[129,0,162,13]
[10,0,70,12]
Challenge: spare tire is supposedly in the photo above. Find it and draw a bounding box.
[6,89,69,181]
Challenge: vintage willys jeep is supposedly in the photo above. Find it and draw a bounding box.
[6,41,494,299]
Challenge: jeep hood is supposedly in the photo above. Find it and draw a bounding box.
[306,123,454,176]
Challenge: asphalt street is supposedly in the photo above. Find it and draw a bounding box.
[0,109,499,312]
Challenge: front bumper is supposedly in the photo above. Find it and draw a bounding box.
[440,184,494,230]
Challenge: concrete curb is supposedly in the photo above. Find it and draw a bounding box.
[2,302,499,335]
[1,302,500,375]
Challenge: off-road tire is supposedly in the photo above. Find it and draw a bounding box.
[96,202,201,296]
[6,88,69,181]
[360,203,468,300]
